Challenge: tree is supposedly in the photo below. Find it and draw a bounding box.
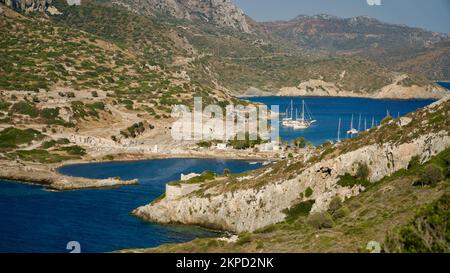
[293,137,306,148]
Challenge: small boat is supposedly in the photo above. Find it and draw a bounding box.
[347,114,358,135]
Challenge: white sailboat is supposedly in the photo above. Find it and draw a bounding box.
[282,99,294,127]
[347,114,358,135]
[292,100,316,129]
[282,99,316,129]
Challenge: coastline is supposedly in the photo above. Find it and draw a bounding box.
[239,81,448,100]
[0,149,276,191]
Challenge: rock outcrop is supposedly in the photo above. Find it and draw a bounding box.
[133,97,450,233]
[114,0,251,33]
[0,0,53,13]
[0,160,139,191]
[278,76,448,100]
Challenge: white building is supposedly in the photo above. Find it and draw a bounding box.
[216,143,228,150]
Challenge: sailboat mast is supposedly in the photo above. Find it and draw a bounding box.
[290,99,293,119]
[371,116,375,128]
[364,118,367,131]
[358,114,361,132]
[337,118,341,142]
[302,100,305,121]
[350,114,354,130]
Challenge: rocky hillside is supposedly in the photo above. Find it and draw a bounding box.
[127,148,450,253]
[261,14,450,80]
[1,1,445,99]
[0,0,55,13]
[113,0,252,33]
[133,96,450,233]
[262,14,448,52]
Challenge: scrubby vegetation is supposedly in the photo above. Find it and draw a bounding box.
[135,148,449,253]
[0,127,43,149]
[384,192,449,253]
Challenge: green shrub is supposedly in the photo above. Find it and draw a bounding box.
[414,164,444,187]
[305,187,313,198]
[197,141,212,148]
[337,173,371,188]
[307,212,335,229]
[0,127,43,149]
[333,206,351,219]
[293,137,306,148]
[236,232,252,245]
[0,100,11,111]
[328,196,343,215]
[356,162,370,180]
[10,101,39,117]
[9,149,69,163]
[384,192,450,253]
[407,155,421,170]
[283,200,315,223]
[186,171,216,184]
[58,145,86,156]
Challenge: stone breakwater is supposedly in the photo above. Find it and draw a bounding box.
[0,161,138,191]
[133,130,450,233]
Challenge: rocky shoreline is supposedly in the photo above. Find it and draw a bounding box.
[0,160,139,191]
[242,78,448,100]
[131,97,450,233]
[0,148,276,191]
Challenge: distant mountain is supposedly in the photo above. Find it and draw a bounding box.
[113,0,252,33]
[260,14,450,80]
[261,14,448,52]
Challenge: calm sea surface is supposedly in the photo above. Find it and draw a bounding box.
[0,158,262,253]
[245,96,436,145]
[0,96,442,253]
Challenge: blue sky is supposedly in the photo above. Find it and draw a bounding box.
[234,0,450,34]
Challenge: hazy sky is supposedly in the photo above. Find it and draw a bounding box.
[234,0,450,34]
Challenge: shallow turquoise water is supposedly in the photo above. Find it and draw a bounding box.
[0,158,262,253]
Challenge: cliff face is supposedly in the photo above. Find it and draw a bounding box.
[114,0,251,33]
[0,0,53,13]
[133,97,450,233]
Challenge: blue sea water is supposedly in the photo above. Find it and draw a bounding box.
[437,82,450,90]
[0,97,439,253]
[245,97,436,145]
[0,158,262,253]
